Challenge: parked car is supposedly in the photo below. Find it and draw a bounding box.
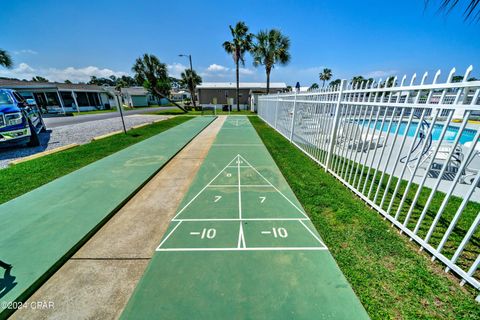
[0,89,46,147]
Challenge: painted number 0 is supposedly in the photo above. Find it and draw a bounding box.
[201,228,216,239]
[272,227,288,238]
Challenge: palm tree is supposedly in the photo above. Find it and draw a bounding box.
[351,75,366,86]
[0,49,12,69]
[428,0,480,21]
[222,21,254,111]
[330,79,342,87]
[319,68,333,87]
[132,53,186,112]
[309,83,319,91]
[252,29,291,94]
[180,69,202,108]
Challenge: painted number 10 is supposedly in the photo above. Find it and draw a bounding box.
[272,227,288,238]
[201,228,216,239]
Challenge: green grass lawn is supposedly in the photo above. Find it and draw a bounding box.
[292,141,480,279]
[249,116,480,320]
[72,109,117,116]
[0,116,191,205]
[150,108,255,116]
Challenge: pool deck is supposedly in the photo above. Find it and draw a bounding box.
[295,117,480,201]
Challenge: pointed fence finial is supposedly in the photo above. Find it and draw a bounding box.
[391,76,398,87]
[433,69,441,84]
[447,67,456,83]
[463,65,473,82]
[409,73,417,86]
[420,72,428,85]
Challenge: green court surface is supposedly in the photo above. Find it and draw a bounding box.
[121,116,369,319]
[0,116,214,318]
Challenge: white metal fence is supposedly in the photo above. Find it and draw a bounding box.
[258,66,480,301]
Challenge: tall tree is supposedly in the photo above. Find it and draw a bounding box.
[428,0,480,21]
[309,83,319,91]
[0,49,12,69]
[330,79,342,87]
[132,53,186,112]
[222,21,254,111]
[351,75,366,86]
[252,29,291,94]
[32,76,49,82]
[180,69,202,107]
[319,68,333,87]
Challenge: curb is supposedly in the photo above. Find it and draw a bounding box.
[92,130,123,141]
[9,143,79,166]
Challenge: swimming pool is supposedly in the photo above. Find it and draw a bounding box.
[360,120,477,145]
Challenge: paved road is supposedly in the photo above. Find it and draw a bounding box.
[44,106,178,128]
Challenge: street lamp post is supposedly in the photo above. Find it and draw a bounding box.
[179,54,196,107]
[115,91,127,134]
[179,54,193,73]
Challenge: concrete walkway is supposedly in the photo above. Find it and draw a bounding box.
[10,117,225,320]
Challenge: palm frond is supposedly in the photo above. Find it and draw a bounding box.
[0,49,13,69]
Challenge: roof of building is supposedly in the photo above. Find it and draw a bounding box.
[197,82,287,89]
[120,86,149,96]
[0,78,105,91]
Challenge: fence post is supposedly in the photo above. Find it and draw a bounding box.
[289,91,298,142]
[274,93,279,129]
[325,80,346,171]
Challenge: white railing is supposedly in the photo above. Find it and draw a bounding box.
[258,66,480,301]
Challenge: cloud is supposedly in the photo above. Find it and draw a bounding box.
[207,64,229,72]
[365,70,398,79]
[200,63,260,81]
[167,63,187,78]
[13,49,38,55]
[239,68,255,75]
[0,62,128,82]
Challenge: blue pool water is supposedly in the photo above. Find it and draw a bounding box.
[360,121,477,145]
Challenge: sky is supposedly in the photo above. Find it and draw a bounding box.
[0,0,479,86]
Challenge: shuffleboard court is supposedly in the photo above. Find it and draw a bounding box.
[121,116,369,319]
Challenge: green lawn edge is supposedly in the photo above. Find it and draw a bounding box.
[0,116,191,205]
[150,109,256,116]
[249,116,480,320]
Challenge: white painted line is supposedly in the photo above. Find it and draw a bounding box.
[213,144,263,146]
[298,219,328,248]
[238,155,310,219]
[156,247,329,252]
[172,156,239,220]
[156,221,183,250]
[227,165,250,168]
[237,155,242,220]
[172,218,309,222]
[261,231,272,235]
[208,185,272,188]
[189,232,200,235]
[238,223,246,248]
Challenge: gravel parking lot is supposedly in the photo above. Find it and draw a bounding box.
[0,114,170,168]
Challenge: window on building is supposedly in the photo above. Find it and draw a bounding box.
[45,92,60,106]
[61,92,75,107]
[75,92,89,106]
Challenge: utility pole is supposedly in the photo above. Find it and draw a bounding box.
[179,54,195,107]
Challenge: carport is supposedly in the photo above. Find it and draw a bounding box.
[0,79,115,114]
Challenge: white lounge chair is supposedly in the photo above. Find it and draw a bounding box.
[337,122,384,152]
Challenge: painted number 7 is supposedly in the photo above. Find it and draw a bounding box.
[214,195,222,203]
[259,196,266,203]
